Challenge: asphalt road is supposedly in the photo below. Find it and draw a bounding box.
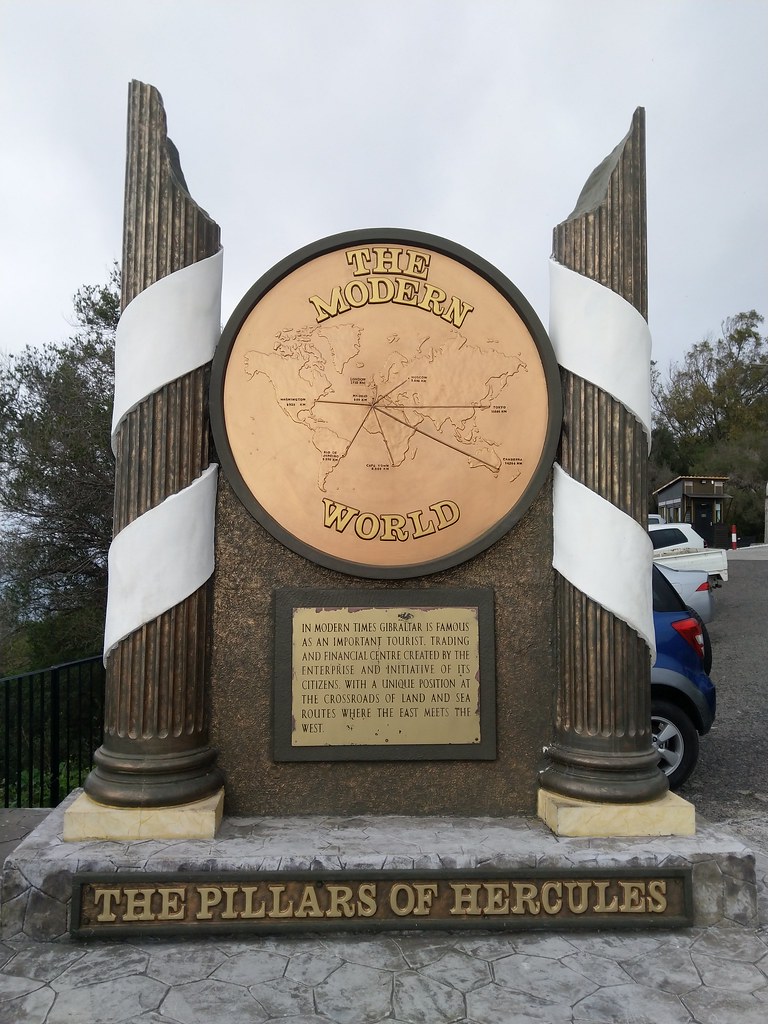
[678,546,768,832]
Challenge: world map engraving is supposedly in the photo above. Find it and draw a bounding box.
[242,321,527,493]
[214,237,557,576]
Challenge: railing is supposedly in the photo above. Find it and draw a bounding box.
[0,656,105,808]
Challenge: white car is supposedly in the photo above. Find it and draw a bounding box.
[648,523,729,583]
[649,522,705,550]
[655,563,714,624]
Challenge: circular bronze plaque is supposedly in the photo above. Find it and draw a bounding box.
[211,230,561,578]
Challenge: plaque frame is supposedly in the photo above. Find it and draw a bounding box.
[273,587,496,761]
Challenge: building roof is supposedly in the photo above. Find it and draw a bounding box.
[652,475,730,497]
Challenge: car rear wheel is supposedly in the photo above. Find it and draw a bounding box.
[651,699,699,790]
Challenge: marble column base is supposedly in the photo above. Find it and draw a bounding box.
[62,789,225,841]
[538,787,695,837]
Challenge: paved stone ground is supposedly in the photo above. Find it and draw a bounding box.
[1,811,767,1024]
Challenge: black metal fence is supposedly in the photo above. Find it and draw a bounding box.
[0,656,104,808]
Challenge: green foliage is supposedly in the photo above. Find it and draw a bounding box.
[2,758,95,809]
[651,311,767,536]
[0,268,119,673]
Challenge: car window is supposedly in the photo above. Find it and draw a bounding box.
[652,565,687,612]
[650,527,687,550]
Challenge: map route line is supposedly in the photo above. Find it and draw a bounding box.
[372,408,397,466]
[383,403,492,410]
[315,399,374,407]
[375,406,499,472]
[339,407,374,457]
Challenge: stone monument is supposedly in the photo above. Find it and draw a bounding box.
[4,83,758,943]
[65,87,685,835]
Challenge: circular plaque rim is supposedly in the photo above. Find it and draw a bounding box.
[210,228,562,579]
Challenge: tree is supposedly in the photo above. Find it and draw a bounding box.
[0,268,118,673]
[652,311,768,536]
[653,311,767,444]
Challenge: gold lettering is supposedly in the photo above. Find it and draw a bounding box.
[563,880,591,914]
[380,513,409,541]
[220,885,241,920]
[390,883,416,916]
[407,508,437,538]
[540,881,563,914]
[294,885,324,919]
[240,886,266,919]
[483,882,510,915]
[412,883,439,916]
[510,882,541,915]
[357,882,378,918]
[354,512,380,540]
[93,887,122,923]
[403,249,431,279]
[647,879,668,913]
[449,883,482,916]
[308,286,351,323]
[322,498,360,533]
[372,246,403,274]
[619,881,647,913]
[159,887,186,921]
[417,282,447,315]
[325,885,356,918]
[346,247,371,275]
[268,885,295,918]
[367,276,396,303]
[343,279,369,308]
[592,881,620,913]
[440,295,474,328]
[393,276,419,306]
[196,886,223,920]
[430,499,460,530]
[124,888,155,923]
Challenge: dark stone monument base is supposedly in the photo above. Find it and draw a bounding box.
[1,791,758,942]
[210,480,558,818]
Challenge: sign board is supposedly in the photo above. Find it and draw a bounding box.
[72,868,693,937]
[273,588,495,760]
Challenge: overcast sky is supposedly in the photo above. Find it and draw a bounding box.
[1,0,765,375]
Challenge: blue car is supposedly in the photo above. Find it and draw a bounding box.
[652,565,716,789]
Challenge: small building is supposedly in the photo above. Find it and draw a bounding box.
[652,476,730,547]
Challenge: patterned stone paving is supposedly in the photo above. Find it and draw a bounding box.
[0,810,766,1022]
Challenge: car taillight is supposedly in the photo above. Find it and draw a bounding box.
[695,581,710,592]
[672,617,705,662]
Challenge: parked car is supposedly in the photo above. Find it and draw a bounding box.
[655,563,714,624]
[651,564,716,789]
[655,562,714,673]
[647,514,664,526]
[649,523,729,583]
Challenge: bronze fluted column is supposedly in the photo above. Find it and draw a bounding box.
[540,109,667,802]
[85,81,223,806]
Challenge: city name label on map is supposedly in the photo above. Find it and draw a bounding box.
[71,870,693,936]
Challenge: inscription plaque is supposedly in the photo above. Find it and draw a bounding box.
[72,868,693,937]
[274,588,495,760]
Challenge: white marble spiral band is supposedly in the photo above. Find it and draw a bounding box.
[111,249,223,445]
[104,464,218,663]
[549,260,652,440]
[552,465,655,655]
[549,259,654,653]
[105,251,223,662]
